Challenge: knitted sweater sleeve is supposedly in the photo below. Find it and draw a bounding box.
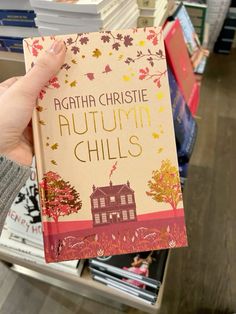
[0,156,31,234]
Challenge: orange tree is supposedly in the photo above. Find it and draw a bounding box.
[40,171,82,222]
[146,159,182,210]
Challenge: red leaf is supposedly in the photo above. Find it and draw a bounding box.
[32,48,38,57]
[85,73,95,80]
[52,83,60,88]
[152,37,158,46]
[35,44,43,50]
[103,64,112,73]
[139,74,146,80]
[33,39,39,45]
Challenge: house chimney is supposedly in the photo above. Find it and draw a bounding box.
[110,181,112,187]
[92,184,96,191]
[127,180,130,187]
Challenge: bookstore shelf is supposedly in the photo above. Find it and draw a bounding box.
[0,51,24,62]
[0,246,169,314]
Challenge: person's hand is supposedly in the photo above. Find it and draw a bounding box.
[0,40,66,167]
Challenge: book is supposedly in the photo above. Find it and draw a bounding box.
[0,36,24,53]
[167,67,198,156]
[90,250,168,289]
[23,27,187,263]
[164,19,199,113]
[0,10,36,27]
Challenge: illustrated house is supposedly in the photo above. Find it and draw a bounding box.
[90,181,137,226]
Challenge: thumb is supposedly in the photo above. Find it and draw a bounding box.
[15,40,66,100]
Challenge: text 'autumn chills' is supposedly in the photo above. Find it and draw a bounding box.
[53,88,152,163]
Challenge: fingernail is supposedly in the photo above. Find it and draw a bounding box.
[47,40,64,54]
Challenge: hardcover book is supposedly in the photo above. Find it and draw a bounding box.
[23,27,187,263]
[164,19,199,113]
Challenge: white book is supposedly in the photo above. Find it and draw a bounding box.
[30,0,114,14]
[0,0,33,10]
[0,26,39,38]
[5,159,43,246]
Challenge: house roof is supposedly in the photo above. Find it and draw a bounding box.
[91,183,134,197]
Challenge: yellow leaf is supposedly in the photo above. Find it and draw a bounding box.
[118,54,124,60]
[123,75,130,82]
[65,80,68,83]
[36,106,44,112]
[157,148,163,154]
[131,73,135,77]
[51,143,58,150]
[39,120,45,125]
[156,92,164,100]
[51,160,57,165]
[152,132,159,139]
[92,48,102,58]
[158,106,165,113]
[70,80,77,87]
[71,59,77,64]
[109,52,113,56]
[138,40,145,46]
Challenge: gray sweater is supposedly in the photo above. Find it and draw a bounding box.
[0,156,31,234]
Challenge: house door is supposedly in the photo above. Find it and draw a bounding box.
[110,212,120,223]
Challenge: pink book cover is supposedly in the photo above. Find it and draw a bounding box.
[23,28,188,263]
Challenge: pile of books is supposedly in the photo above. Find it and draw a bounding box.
[89,250,168,305]
[0,0,39,53]
[137,0,174,27]
[29,0,139,35]
[0,160,85,276]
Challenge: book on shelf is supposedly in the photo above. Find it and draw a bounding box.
[168,66,198,156]
[31,0,139,35]
[0,36,24,53]
[0,10,36,27]
[23,27,188,263]
[164,18,199,114]
[89,250,168,304]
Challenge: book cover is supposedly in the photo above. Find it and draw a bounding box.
[0,10,36,28]
[167,67,197,161]
[164,19,199,113]
[23,27,187,263]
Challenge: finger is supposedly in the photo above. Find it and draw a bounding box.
[12,40,66,101]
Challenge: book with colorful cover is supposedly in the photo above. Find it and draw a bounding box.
[23,27,188,263]
[164,19,199,113]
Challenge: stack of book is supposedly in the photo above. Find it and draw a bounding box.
[89,250,168,305]
[137,0,174,27]
[29,0,139,35]
[0,0,39,53]
[0,160,85,275]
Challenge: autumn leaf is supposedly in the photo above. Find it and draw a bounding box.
[71,59,77,64]
[39,120,45,125]
[70,80,77,87]
[102,65,112,74]
[152,132,159,139]
[46,143,49,147]
[101,35,110,43]
[92,48,102,58]
[158,106,165,113]
[36,106,44,112]
[157,148,163,154]
[51,160,57,165]
[123,75,130,81]
[85,73,95,80]
[65,80,68,83]
[71,46,80,54]
[51,143,59,150]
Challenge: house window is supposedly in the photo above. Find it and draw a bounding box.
[101,213,107,223]
[110,196,115,203]
[127,194,133,204]
[129,209,135,220]
[120,195,126,205]
[94,214,100,224]
[100,197,105,207]
[93,198,98,208]
[122,210,128,220]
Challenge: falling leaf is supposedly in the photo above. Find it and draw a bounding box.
[152,132,159,139]
[118,54,124,60]
[157,147,163,154]
[51,160,57,165]
[158,106,165,113]
[92,48,102,58]
[102,64,112,73]
[156,92,164,100]
[131,73,135,77]
[70,80,77,87]
[65,80,68,83]
[81,55,85,59]
[109,52,112,56]
[47,137,50,140]
[85,73,95,80]
[51,143,58,150]
[36,106,44,112]
[46,143,49,147]
[122,75,130,81]
[71,59,77,64]
[65,74,68,77]
[39,120,45,125]
[138,40,145,46]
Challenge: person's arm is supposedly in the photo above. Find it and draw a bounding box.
[0,40,66,234]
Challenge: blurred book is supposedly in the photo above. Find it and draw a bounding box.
[0,10,36,27]
[164,19,200,114]
[89,250,168,304]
